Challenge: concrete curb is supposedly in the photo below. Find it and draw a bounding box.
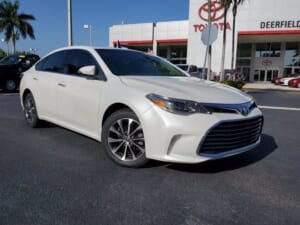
[243,87,300,92]
[242,84,300,92]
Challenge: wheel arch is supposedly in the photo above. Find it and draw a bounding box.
[101,102,149,167]
[101,103,134,127]
[22,89,33,104]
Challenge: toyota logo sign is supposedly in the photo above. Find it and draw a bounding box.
[193,1,231,33]
[262,59,272,66]
[198,1,224,22]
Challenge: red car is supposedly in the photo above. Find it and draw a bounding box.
[288,77,300,88]
[273,73,300,85]
[272,77,282,85]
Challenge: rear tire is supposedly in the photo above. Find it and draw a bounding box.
[23,93,41,128]
[102,109,149,168]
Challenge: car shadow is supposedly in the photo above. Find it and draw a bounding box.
[0,89,19,94]
[164,134,277,173]
[37,121,57,129]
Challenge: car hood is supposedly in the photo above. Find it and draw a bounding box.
[120,76,252,104]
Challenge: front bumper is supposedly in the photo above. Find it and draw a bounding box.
[141,106,263,163]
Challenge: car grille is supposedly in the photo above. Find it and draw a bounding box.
[202,101,257,116]
[199,116,263,155]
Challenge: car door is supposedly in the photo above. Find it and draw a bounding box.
[56,49,104,137]
[32,51,67,120]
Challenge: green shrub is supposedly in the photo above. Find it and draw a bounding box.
[220,80,246,90]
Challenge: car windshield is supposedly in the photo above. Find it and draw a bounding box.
[0,54,22,65]
[96,49,186,77]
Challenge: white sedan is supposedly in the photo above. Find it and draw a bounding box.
[280,74,300,86]
[20,46,263,167]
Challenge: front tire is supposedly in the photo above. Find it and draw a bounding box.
[23,93,41,128]
[102,109,149,167]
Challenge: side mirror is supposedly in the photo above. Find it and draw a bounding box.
[78,65,96,76]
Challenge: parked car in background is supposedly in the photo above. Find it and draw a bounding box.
[272,77,282,85]
[288,77,300,88]
[177,64,199,77]
[0,54,40,91]
[280,74,300,86]
[198,67,208,79]
[20,46,263,168]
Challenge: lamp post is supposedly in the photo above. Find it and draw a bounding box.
[83,24,92,46]
[152,22,156,54]
[67,0,73,46]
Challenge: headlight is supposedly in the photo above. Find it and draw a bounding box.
[146,94,211,114]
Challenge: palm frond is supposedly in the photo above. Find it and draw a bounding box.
[0,0,36,53]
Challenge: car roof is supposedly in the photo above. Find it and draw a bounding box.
[43,46,143,58]
[50,45,134,52]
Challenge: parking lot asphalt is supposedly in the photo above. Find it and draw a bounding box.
[0,91,300,225]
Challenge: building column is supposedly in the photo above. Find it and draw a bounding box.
[167,46,171,61]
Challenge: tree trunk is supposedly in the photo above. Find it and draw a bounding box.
[12,29,17,54]
[12,38,16,54]
[220,7,228,81]
[231,0,237,71]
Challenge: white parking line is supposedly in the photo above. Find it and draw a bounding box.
[258,105,300,111]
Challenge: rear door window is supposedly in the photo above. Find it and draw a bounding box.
[36,51,67,73]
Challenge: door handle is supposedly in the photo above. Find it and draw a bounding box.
[58,83,66,87]
[33,77,38,81]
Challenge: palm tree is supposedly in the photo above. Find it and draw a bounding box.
[219,0,231,81]
[231,0,244,70]
[0,0,35,54]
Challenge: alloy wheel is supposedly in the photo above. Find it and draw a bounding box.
[107,118,145,162]
[24,95,37,125]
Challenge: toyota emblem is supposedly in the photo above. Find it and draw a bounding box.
[198,1,224,22]
[240,107,249,116]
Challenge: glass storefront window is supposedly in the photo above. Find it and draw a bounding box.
[170,59,187,64]
[255,42,281,57]
[237,44,252,57]
[283,67,292,75]
[237,59,251,66]
[158,46,168,58]
[283,67,300,76]
[128,45,151,52]
[170,45,187,59]
[236,44,252,82]
[285,58,300,67]
[254,69,279,82]
[170,45,187,64]
[286,42,300,57]
[284,42,300,67]
[157,44,187,64]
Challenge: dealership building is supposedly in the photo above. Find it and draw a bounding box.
[109,0,300,82]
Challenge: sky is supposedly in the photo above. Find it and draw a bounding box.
[8,0,189,57]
